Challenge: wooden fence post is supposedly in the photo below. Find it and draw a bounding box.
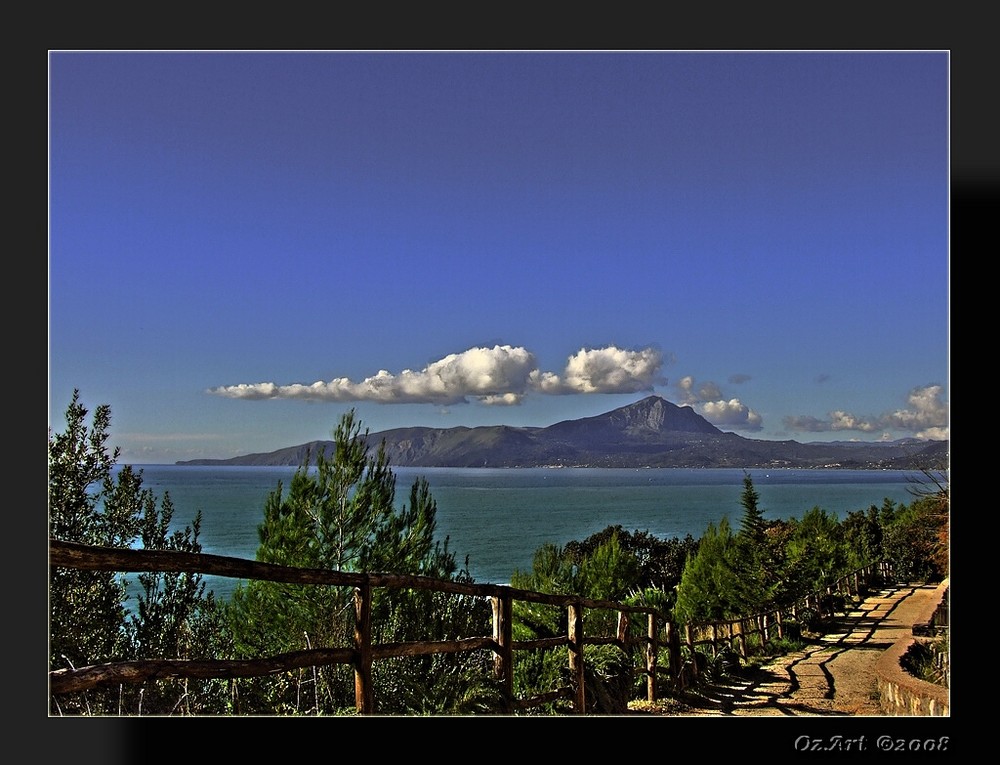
[647,613,658,703]
[684,623,698,678]
[617,610,630,650]
[665,621,681,682]
[568,602,586,713]
[492,592,513,714]
[354,579,374,714]
[775,609,784,640]
[737,620,747,660]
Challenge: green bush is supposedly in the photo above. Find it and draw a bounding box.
[901,637,949,687]
[795,606,822,633]
[766,634,807,657]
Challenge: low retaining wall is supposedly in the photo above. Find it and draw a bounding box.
[874,579,949,716]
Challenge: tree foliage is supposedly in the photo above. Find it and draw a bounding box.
[737,471,767,543]
[882,494,949,581]
[780,506,849,599]
[673,471,950,629]
[228,409,493,714]
[49,390,228,715]
[841,502,887,571]
[563,525,698,596]
[508,531,646,714]
[672,518,741,623]
[51,389,949,714]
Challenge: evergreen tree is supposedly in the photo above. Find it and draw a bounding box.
[510,542,580,639]
[781,506,849,599]
[563,525,699,595]
[728,473,776,612]
[672,518,741,623]
[49,391,226,715]
[228,409,491,714]
[49,391,135,676]
[509,533,643,714]
[842,504,885,571]
[738,471,766,543]
[578,531,640,602]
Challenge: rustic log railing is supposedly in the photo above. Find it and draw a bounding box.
[49,538,891,714]
[677,561,892,681]
[49,538,669,714]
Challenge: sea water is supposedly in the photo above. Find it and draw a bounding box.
[122,465,927,603]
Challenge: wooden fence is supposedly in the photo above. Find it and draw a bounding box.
[48,538,890,715]
[681,561,894,667]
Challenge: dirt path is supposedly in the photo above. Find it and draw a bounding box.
[642,582,943,717]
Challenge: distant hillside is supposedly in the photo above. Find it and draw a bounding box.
[177,395,948,470]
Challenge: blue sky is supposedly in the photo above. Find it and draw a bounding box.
[48,51,950,465]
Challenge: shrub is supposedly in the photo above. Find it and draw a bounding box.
[795,606,822,633]
[901,637,949,688]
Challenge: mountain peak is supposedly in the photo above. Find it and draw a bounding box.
[606,395,724,436]
[540,394,722,442]
[176,393,947,470]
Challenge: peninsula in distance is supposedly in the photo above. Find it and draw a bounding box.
[176,396,948,471]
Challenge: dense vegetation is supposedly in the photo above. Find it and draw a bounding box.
[226,410,497,714]
[48,391,948,715]
[49,391,232,714]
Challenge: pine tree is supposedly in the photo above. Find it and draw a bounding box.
[228,409,491,714]
[782,506,849,598]
[738,471,766,543]
[731,472,777,611]
[672,518,741,623]
[49,391,134,675]
[49,390,226,714]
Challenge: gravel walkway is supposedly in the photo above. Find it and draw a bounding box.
[639,582,944,717]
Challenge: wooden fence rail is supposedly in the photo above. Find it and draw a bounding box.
[49,538,890,714]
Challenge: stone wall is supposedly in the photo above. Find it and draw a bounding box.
[874,579,950,716]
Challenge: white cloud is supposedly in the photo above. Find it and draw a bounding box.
[214,382,280,400]
[538,346,667,394]
[675,375,721,404]
[674,376,696,404]
[783,384,949,439]
[210,344,666,405]
[916,426,949,440]
[527,369,563,394]
[480,393,524,406]
[698,398,764,431]
[882,384,948,431]
[828,411,881,432]
[674,375,762,432]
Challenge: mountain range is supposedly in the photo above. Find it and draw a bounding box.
[176,395,949,470]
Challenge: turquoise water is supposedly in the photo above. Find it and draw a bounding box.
[126,465,925,601]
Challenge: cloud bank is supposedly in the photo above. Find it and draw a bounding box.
[209,344,667,406]
[208,346,947,442]
[782,384,948,440]
[674,375,764,432]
